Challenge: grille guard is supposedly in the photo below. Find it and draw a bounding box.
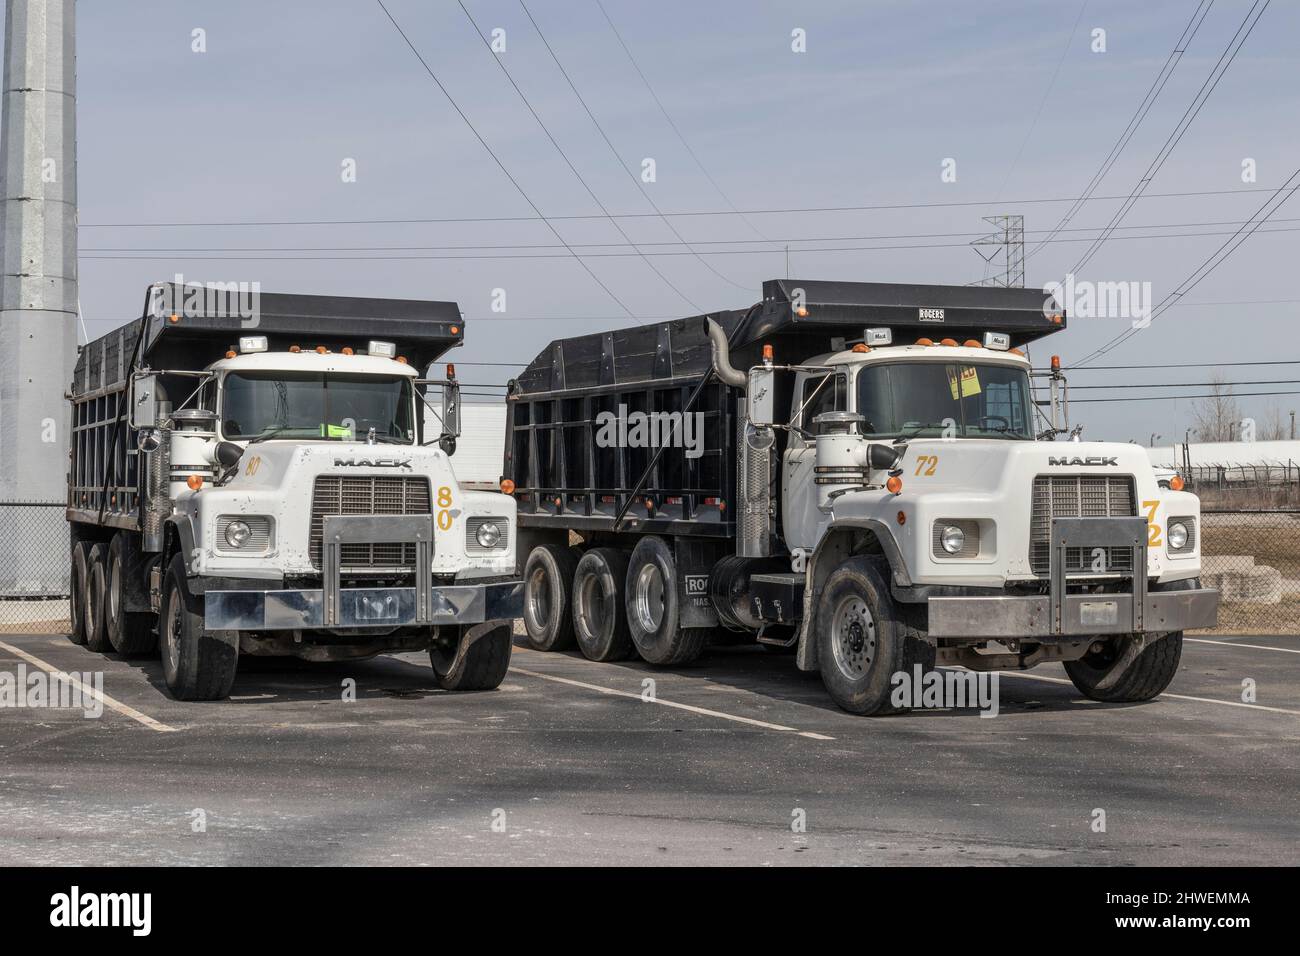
[927,516,1219,639]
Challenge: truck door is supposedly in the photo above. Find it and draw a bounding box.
[782,372,845,551]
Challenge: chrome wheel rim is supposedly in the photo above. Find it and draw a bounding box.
[164,589,182,676]
[830,595,875,679]
[526,566,551,627]
[576,574,608,640]
[633,564,665,632]
[108,559,121,628]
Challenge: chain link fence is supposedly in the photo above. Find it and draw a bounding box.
[0,502,70,635]
[1195,509,1300,635]
[1184,464,1299,510]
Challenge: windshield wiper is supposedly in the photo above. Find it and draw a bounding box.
[893,422,952,443]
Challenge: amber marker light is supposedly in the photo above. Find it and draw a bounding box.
[187,475,203,491]
[1170,475,1185,491]
[500,478,516,495]
[886,476,903,494]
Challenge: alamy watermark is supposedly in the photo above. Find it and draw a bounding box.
[150,273,261,327]
[1043,274,1152,328]
[890,665,1000,717]
[0,664,103,718]
[595,405,705,459]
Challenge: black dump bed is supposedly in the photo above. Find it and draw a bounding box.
[72,283,464,397]
[504,279,1062,535]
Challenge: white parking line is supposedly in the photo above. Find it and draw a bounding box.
[510,666,835,740]
[0,640,178,733]
[997,669,1300,717]
[1186,637,1300,655]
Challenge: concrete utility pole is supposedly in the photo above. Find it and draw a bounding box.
[0,0,78,585]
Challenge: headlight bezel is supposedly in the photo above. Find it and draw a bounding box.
[1167,516,1195,554]
[931,519,982,559]
[216,515,273,553]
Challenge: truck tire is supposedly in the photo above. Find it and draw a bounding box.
[1064,632,1183,702]
[625,536,707,666]
[106,534,157,656]
[160,554,239,701]
[430,622,513,690]
[572,547,635,661]
[815,556,933,715]
[522,544,579,651]
[84,543,111,652]
[69,541,91,645]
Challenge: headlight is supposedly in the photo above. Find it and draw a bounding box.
[224,519,252,548]
[1167,520,1189,551]
[475,521,502,549]
[940,525,965,554]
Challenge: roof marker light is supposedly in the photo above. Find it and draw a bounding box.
[963,339,982,348]
[851,344,870,353]
[915,337,934,347]
[939,338,957,347]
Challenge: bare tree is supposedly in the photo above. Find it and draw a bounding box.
[1258,405,1288,441]
[1189,376,1241,442]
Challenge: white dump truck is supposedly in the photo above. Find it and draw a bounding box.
[504,279,1219,714]
[67,283,521,700]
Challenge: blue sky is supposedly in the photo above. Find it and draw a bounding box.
[44,0,1300,441]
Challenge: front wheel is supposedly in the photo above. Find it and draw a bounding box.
[815,556,933,715]
[1064,632,1182,702]
[159,554,239,701]
[430,622,513,691]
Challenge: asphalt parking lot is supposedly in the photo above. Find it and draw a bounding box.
[1,629,1296,866]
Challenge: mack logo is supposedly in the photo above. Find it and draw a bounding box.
[1049,456,1118,467]
[333,457,413,469]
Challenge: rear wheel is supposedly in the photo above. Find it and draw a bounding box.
[522,544,580,651]
[84,543,111,652]
[106,534,157,656]
[69,541,90,645]
[430,622,513,690]
[625,536,707,666]
[1064,632,1182,702]
[572,548,635,661]
[160,554,238,701]
[815,556,933,715]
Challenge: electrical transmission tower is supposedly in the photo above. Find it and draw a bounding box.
[969,214,1025,287]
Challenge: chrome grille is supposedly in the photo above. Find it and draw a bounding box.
[309,476,431,570]
[1030,475,1137,575]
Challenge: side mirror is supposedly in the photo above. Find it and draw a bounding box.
[867,443,900,470]
[441,381,461,440]
[214,441,244,469]
[130,373,158,428]
[747,366,776,426]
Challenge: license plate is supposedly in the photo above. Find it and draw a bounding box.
[1079,600,1119,626]
[352,593,400,622]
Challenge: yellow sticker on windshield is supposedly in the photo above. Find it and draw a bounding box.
[948,367,981,400]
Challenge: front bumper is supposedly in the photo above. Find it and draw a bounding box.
[205,580,523,631]
[927,586,1219,639]
[927,515,1219,639]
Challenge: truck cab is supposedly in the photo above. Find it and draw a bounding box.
[68,284,521,701]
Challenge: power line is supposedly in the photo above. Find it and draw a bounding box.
[77,221,1300,261]
[77,216,1300,254]
[1072,165,1300,366]
[593,0,772,245]
[1069,379,1300,390]
[1072,389,1300,403]
[1061,356,1300,371]
[452,0,700,312]
[75,185,1280,229]
[1027,0,1216,262]
[513,0,751,290]
[1067,0,1271,276]
[372,0,636,318]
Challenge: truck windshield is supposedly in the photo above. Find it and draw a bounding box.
[855,362,1034,440]
[221,372,415,443]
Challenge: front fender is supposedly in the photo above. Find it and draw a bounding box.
[794,518,909,672]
